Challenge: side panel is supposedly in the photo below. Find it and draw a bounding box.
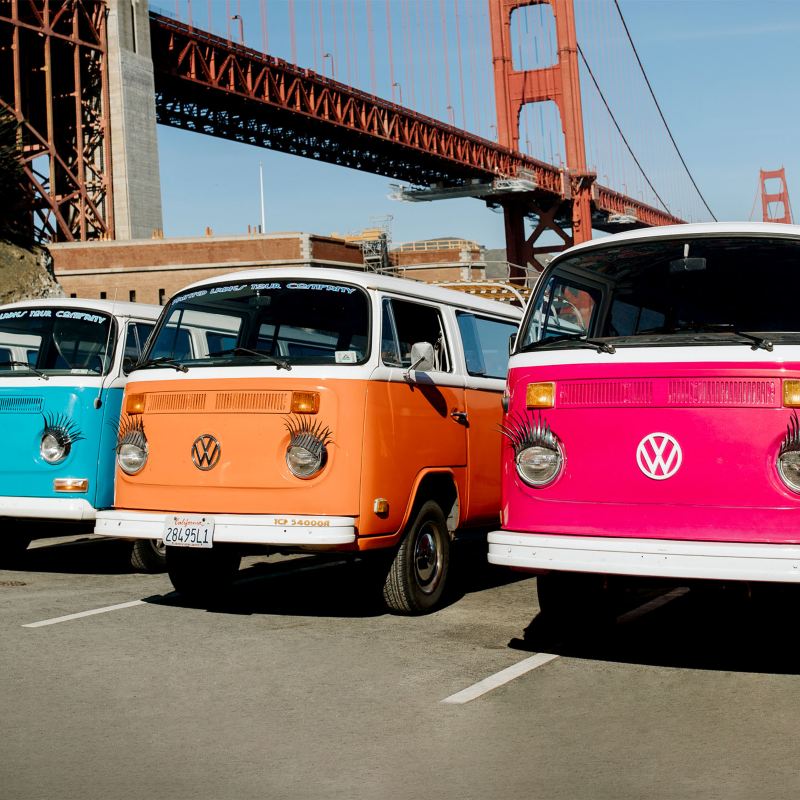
[358,376,467,537]
[461,386,505,525]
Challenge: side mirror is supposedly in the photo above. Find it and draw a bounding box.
[404,341,435,381]
[508,333,517,356]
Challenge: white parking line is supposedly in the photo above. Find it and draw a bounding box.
[615,587,690,625]
[23,600,145,628]
[441,586,691,705]
[21,559,350,628]
[441,653,560,704]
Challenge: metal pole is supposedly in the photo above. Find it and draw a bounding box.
[259,160,265,233]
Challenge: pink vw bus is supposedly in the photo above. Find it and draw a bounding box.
[488,223,800,614]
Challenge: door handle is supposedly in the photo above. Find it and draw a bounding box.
[450,410,468,425]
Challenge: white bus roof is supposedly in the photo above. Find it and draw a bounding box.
[170,267,523,319]
[0,297,162,320]
[553,221,800,262]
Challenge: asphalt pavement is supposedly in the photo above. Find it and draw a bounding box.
[2,534,800,800]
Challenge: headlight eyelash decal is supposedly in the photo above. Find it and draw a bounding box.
[780,410,800,456]
[117,414,146,453]
[284,415,333,458]
[499,410,559,456]
[42,412,85,448]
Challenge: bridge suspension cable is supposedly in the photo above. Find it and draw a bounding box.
[612,0,717,221]
[576,43,673,216]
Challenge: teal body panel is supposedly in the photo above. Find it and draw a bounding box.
[0,385,122,512]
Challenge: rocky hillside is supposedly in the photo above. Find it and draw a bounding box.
[0,240,62,305]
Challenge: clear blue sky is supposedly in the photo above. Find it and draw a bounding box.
[156,0,800,248]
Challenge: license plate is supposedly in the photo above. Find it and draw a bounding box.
[163,515,215,548]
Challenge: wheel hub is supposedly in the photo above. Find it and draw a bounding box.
[413,524,441,592]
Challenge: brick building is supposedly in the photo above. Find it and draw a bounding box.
[49,232,366,305]
[47,231,528,306]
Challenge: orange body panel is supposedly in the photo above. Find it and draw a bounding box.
[358,378,467,537]
[115,377,366,517]
[462,387,505,525]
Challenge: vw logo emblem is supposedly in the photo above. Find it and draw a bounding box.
[191,434,221,471]
[636,432,682,481]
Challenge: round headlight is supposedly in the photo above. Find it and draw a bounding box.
[286,444,324,479]
[41,432,68,464]
[516,444,562,487]
[118,442,148,475]
[778,450,800,492]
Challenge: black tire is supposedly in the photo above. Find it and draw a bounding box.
[383,500,450,615]
[0,525,31,568]
[130,539,167,573]
[166,545,241,603]
[536,571,615,629]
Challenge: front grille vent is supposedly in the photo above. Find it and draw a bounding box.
[558,381,653,407]
[214,392,290,413]
[146,393,207,413]
[668,379,778,407]
[0,396,43,413]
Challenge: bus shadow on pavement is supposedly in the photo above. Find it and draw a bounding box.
[146,537,529,619]
[510,580,800,676]
[8,536,138,575]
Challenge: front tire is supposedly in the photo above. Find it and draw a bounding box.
[383,500,450,615]
[130,539,167,573]
[166,545,241,603]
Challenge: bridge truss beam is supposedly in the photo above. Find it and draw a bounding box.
[150,11,679,272]
[0,0,112,241]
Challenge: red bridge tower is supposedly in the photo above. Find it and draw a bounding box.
[488,0,595,271]
[760,168,792,224]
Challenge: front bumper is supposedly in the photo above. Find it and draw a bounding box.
[488,531,800,583]
[95,510,357,547]
[0,496,96,522]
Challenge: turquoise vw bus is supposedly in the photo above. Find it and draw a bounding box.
[0,298,165,570]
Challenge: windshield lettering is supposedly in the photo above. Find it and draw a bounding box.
[145,280,370,370]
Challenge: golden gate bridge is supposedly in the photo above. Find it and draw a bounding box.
[1,0,720,276]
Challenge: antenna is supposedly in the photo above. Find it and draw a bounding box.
[259,161,266,233]
[94,289,118,410]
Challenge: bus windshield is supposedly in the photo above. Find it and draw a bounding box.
[0,307,114,377]
[520,236,800,350]
[142,279,371,369]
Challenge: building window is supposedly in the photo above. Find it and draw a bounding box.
[70,293,77,298]
[100,291,107,300]
[129,290,136,303]
[158,288,165,305]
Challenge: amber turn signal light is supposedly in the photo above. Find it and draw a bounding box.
[125,394,145,414]
[291,391,320,414]
[526,382,555,408]
[784,380,800,407]
[54,478,88,493]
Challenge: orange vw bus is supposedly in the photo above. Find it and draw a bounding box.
[95,267,521,613]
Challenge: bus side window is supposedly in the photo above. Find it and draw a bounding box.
[380,299,402,367]
[457,312,518,379]
[384,298,451,372]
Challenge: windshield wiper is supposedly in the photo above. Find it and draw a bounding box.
[730,330,773,351]
[207,347,292,371]
[0,360,49,380]
[523,333,616,355]
[132,356,189,373]
[671,325,774,352]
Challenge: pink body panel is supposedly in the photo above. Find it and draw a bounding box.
[502,360,800,544]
